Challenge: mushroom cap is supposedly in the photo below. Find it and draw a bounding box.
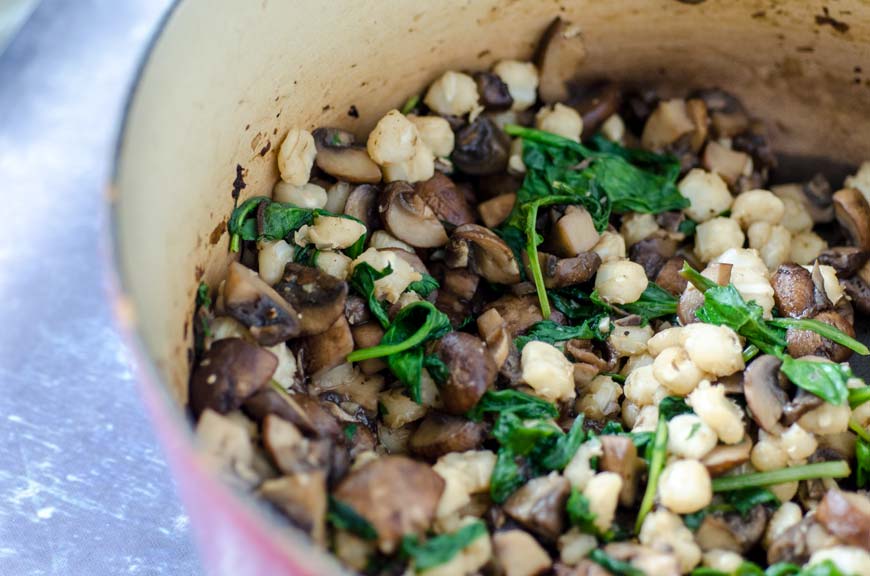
[224,261,302,345]
[484,294,546,337]
[629,237,678,280]
[818,246,869,278]
[258,471,328,544]
[772,263,827,319]
[274,262,348,336]
[473,71,514,111]
[414,172,476,228]
[380,181,448,248]
[534,17,587,104]
[312,127,382,184]
[504,473,571,541]
[742,354,787,433]
[301,315,355,375]
[599,435,639,507]
[408,412,487,459]
[786,310,855,362]
[573,82,623,138]
[451,116,511,176]
[343,183,382,232]
[816,489,870,549]
[447,223,521,284]
[834,187,870,251]
[190,337,278,418]
[435,332,497,415]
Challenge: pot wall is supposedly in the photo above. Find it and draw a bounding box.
[113,0,870,573]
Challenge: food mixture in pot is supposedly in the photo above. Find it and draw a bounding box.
[188,18,870,576]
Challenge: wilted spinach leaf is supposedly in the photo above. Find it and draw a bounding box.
[349,262,393,329]
[327,497,377,541]
[408,274,440,298]
[467,389,558,422]
[401,520,487,572]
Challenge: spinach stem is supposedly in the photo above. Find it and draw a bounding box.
[850,418,870,443]
[635,415,668,533]
[711,461,850,492]
[742,344,760,363]
[679,261,717,292]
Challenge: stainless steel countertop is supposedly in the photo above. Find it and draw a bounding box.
[0,0,201,573]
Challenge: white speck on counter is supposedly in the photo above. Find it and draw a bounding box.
[36,506,55,520]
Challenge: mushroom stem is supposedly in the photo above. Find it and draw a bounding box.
[710,461,850,492]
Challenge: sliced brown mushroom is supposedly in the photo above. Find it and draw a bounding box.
[549,206,600,258]
[258,471,328,544]
[312,127,381,184]
[686,98,709,152]
[434,332,497,414]
[476,307,513,370]
[492,529,553,576]
[527,251,601,289]
[799,174,835,224]
[479,193,517,229]
[243,386,333,438]
[190,338,277,418]
[485,294,545,337]
[844,273,870,315]
[571,82,623,138]
[599,435,639,507]
[414,172,476,228]
[689,88,749,139]
[656,256,688,295]
[443,267,479,301]
[678,287,705,325]
[333,455,444,551]
[786,310,855,362]
[452,116,510,175]
[701,438,752,476]
[535,17,587,104]
[743,354,787,432]
[772,264,827,319]
[446,224,521,284]
[474,71,513,111]
[767,515,840,565]
[818,247,869,278]
[629,236,677,280]
[408,412,487,459]
[274,262,348,336]
[224,261,302,345]
[702,141,750,186]
[696,506,769,553]
[834,187,870,251]
[344,183,382,232]
[782,388,825,426]
[504,473,570,541]
[262,414,323,474]
[816,489,870,550]
[380,181,448,248]
[301,315,355,376]
[350,322,386,375]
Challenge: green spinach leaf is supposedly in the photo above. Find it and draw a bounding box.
[856,436,869,488]
[327,497,378,541]
[493,413,562,456]
[490,447,523,504]
[619,283,679,322]
[588,549,646,576]
[423,355,450,385]
[566,489,599,535]
[850,386,870,409]
[723,487,780,516]
[659,396,694,421]
[515,317,608,350]
[348,262,393,330]
[401,520,487,572]
[407,274,440,298]
[537,415,586,471]
[467,390,559,422]
[780,355,851,406]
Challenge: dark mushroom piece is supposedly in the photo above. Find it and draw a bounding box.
[678,287,705,325]
[258,471,328,544]
[262,414,325,475]
[190,338,277,418]
[380,181,448,248]
[656,256,688,296]
[772,264,828,319]
[446,224,521,284]
[795,174,835,224]
[274,262,348,336]
[534,17,587,104]
[767,515,840,565]
[414,172,476,228]
[473,71,513,111]
[689,88,749,139]
[526,251,601,289]
[844,269,870,315]
[343,183,381,232]
[782,388,825,426]
[224,261,302,346]
[478,193,516,229]
[433,332,497,414]
[818,247,869,278]
[485,294,546,337]
[701,439,752,476]
[549,206,600,258]
[333,455,444,552]
[695,506,769,553]
[243,386,339,439]
[504,473,570,542]
[443,268,479,301]
[743,354,787,432]
[833,187,870,251]
[629,236,677,280]
[599,435,639,507]
[571,82,623,138]
[476,307,514,371]
[350,322,386,375]
[451,116,510,176]
[408,412,487,459]
[344,294,371,326]
[311,127,382,184]
[816,488,870,550]
[786,310,855,362]
[301,315,355,375]
[798,448,847,508]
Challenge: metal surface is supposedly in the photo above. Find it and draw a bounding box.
[0,0,201,574]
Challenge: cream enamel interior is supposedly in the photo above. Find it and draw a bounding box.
[116,0,870,408]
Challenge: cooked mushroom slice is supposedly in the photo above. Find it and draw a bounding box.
[550,206,600,258]
[224,262,302,345]
[414,172,476,227]
[190,338,277,418]
[844,273,870,315]
[782,388,825,426]
[262,414,319,474]
[701,438,752,476]
[702,141,750,186]
[531,251,601,289]
[767,515,840,565]
[696,506,769,553]
[504,472,570,541]
[629,237,677,279]
[452,116,511,175]
[690,88,749,139]
[656,256,688,295]
[446,224,521,284]
[572,82,622,138]
[350,322,386,375]
[818,247,869,277]
[535,17,586,104]
[474,71,514,111]
[476,307,513,370]
[443,267,479,300]
[554,560,612,576]
[343,183,381,232]
[816,489,870,550]
[493,529,553,576]
[786,310,855,362]
[485,294,545,337]
[599,435,639,507]
[678,287,705,325]
[434,332,497,414]
[772,264,827,319]
[333,455,444,551]
[302,315,355,375]
[479,193,517,229]
[833,187,870,251]
[380,181,448,248]
[273,262,348,336]
[408,412,487,459]
[258,471,328,544]
[743,354,787,432]
[800,174,835,223]
[312,127,381,184]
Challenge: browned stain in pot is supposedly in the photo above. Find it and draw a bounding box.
[751,10,766,19]
[209,220,227,245]
[259,140,271,157]
[195,265,205,281]
[815,7,850,34]
[232,164,247,200]
[183,318,190,339]
[348,105,359,118]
